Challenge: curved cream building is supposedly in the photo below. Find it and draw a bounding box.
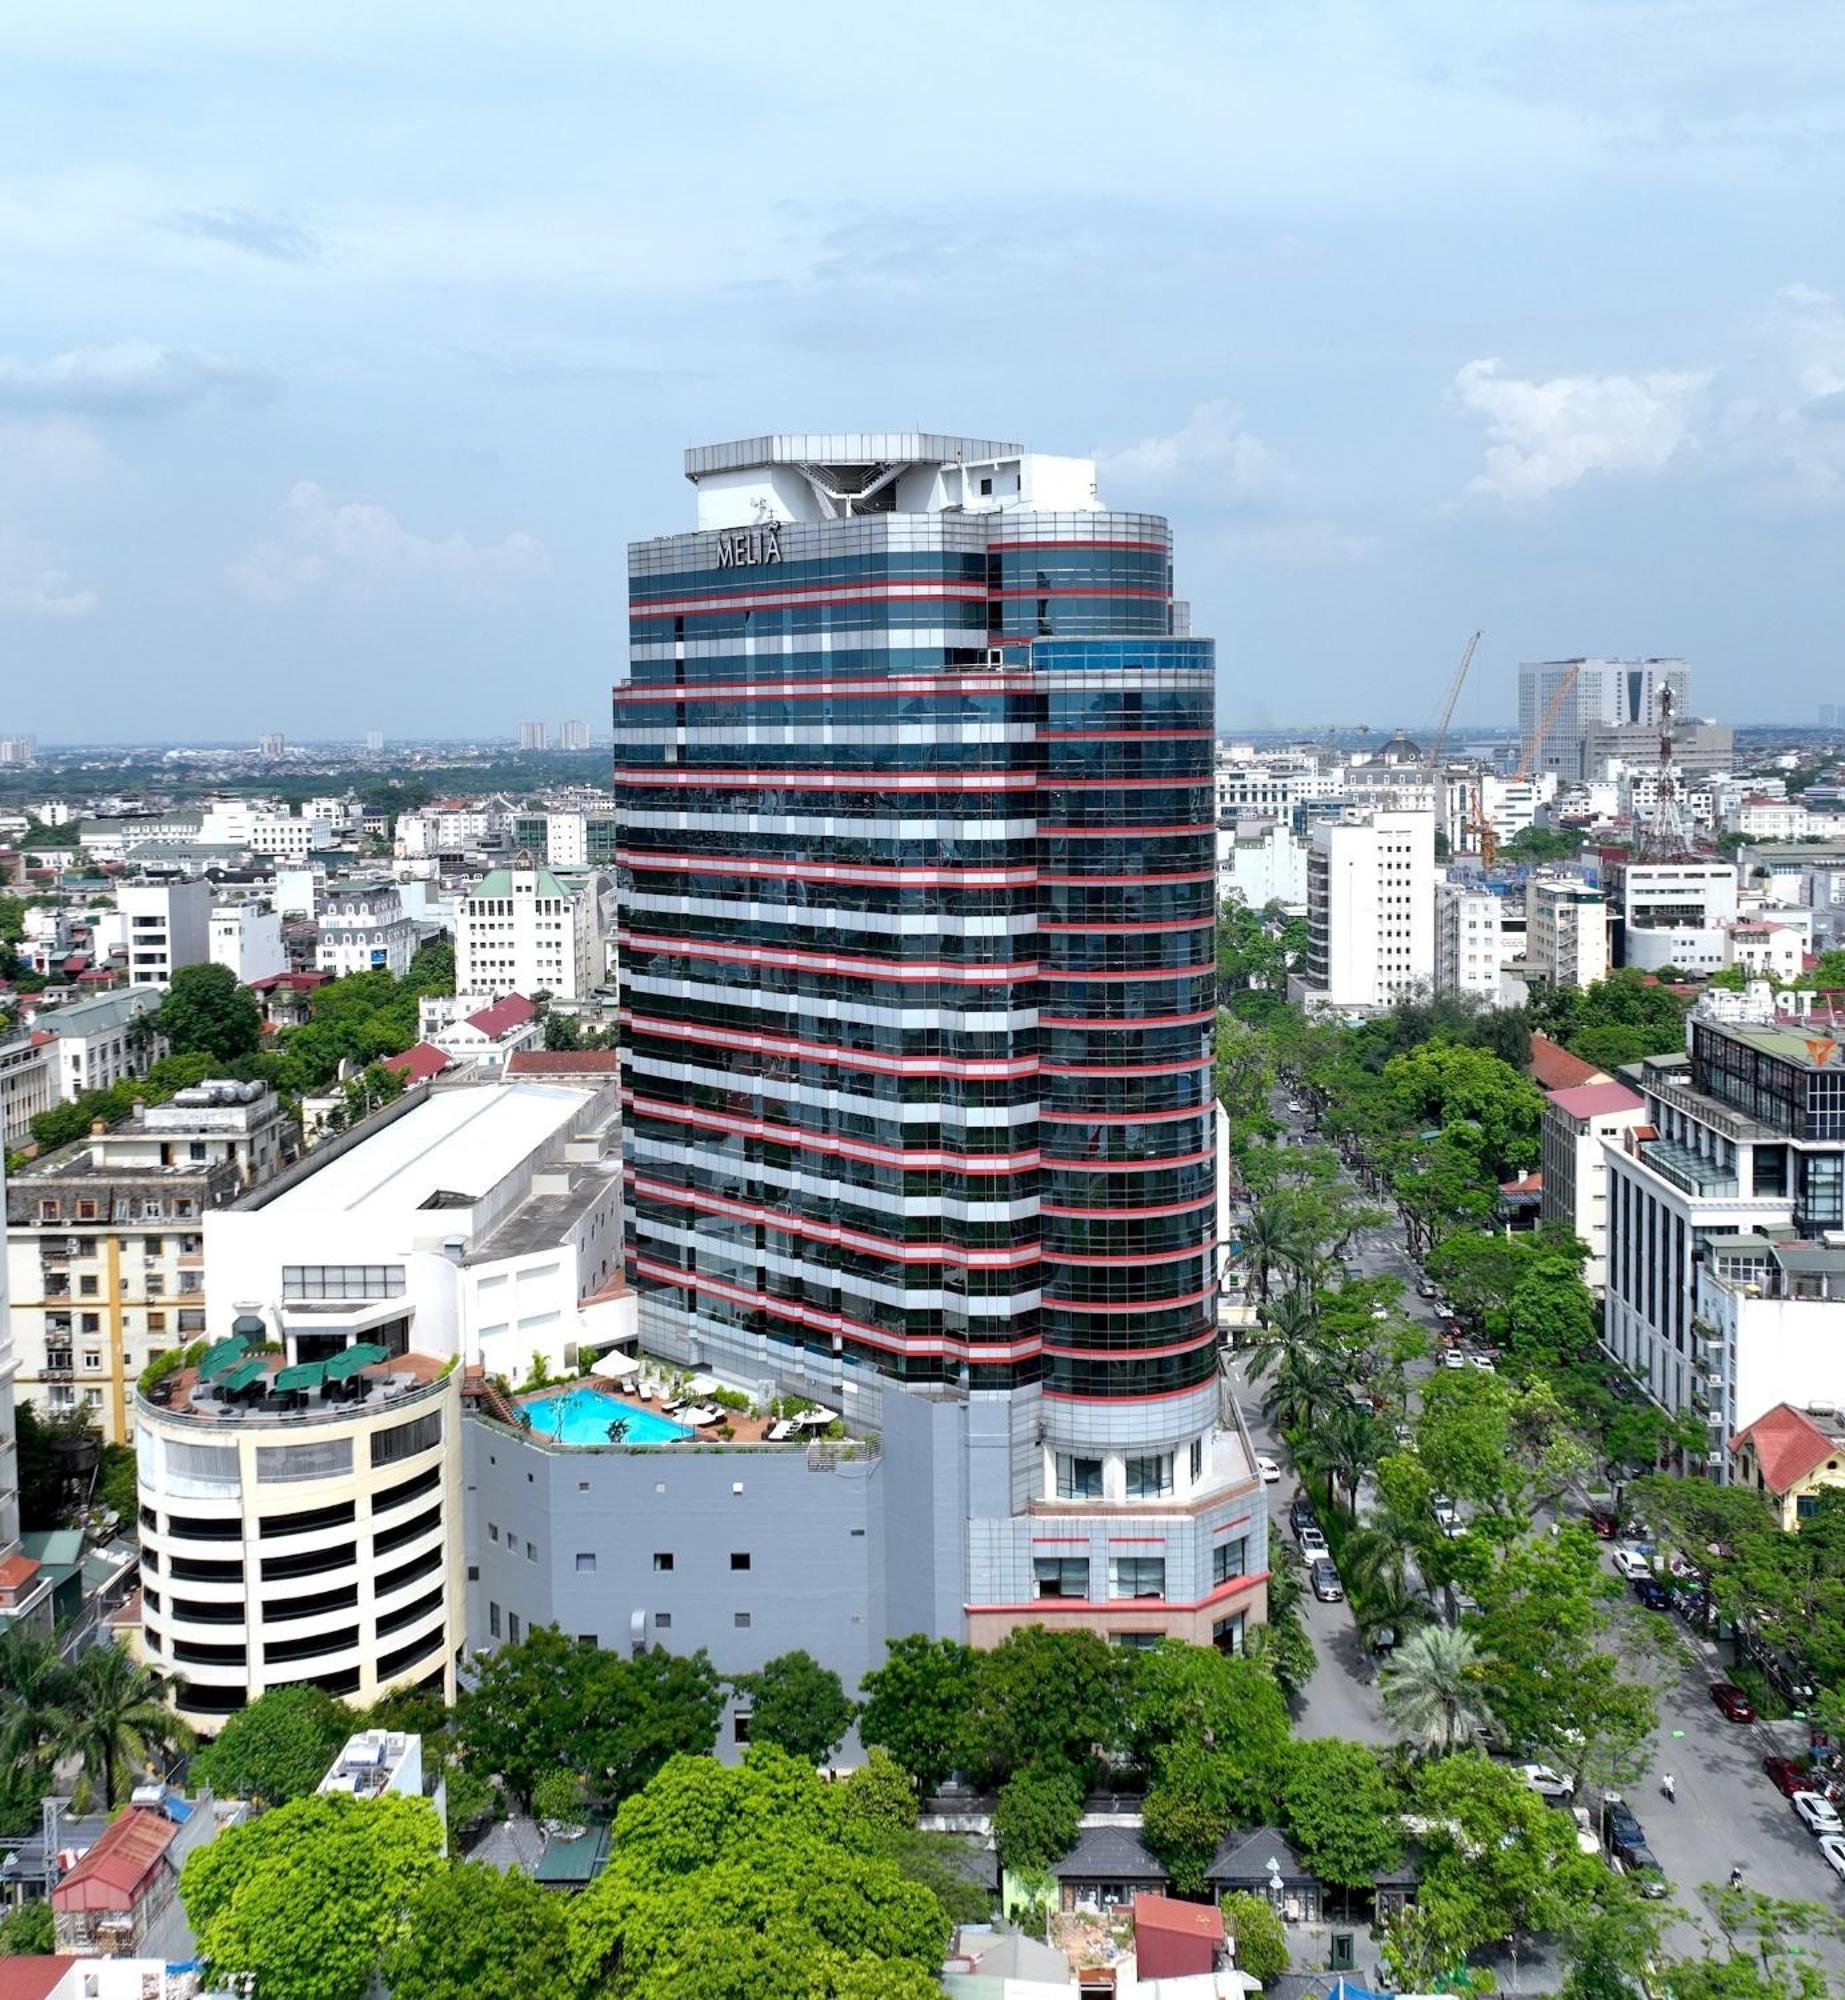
[135,1355,462,1728]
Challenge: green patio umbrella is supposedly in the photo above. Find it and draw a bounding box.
[197,1336,252,1380]
[274,1360,329,1393]
[220,1358,269,1393]
[325,1342,391,1382]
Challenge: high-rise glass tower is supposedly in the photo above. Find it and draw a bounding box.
[616,436,1264,1649]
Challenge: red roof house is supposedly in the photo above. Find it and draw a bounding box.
[52,1807,180,1953]
[1132,1892,1223,1979]
[1529,1033,1609,1091]
[465,993,538,1040]
[382,1041,455,1085]
[505,1049,620,1078]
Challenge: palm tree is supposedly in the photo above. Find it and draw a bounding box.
[0,1626,74,1786]
[1379,1625,1493,1757]
[1341,1506,1425,1600]
[1260,1347,1347,1439]
[1241,1295,1321,1382]
[53,1646,192,1811]
[1240,1206,1299,1304]
[1293,1404,1385,1514]
[1353,1572,1435,1653]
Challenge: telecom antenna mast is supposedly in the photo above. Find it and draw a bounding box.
[1643,683,1688,859]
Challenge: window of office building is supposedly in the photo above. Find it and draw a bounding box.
[1054,1454,1104,1501]
[1108,1557,1166,1601]
[1125,1453,1174,1500]
[1034,1557,1090,1600]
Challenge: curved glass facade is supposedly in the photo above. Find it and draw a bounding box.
[618,502,1216,1403]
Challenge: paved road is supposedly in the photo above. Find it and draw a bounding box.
[1240,1092,1845,1970]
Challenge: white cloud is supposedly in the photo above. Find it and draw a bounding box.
[0,525,97,618]
[1718,284,1845,505]
[1451,356,1710,503]
[228,480,552,604]
[0,341,276,418]
[1101,400,1288,502]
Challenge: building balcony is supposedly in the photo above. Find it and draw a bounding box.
[1636,1137,1738,1199]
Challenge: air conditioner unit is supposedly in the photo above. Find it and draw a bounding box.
[1706,1449,1725,1467]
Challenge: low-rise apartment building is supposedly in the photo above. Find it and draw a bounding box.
[1434,880,1502,1000]
[210,899,287,984]
[1526,877,1609,991]
[41,987,166,1104]
[5,1083,293,1442]
[1539,1079,1645,1293]
[0,1028,57,1149]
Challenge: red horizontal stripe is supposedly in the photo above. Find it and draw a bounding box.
[615,768,1035,791]
[1038,1007,1217,1028]
[619,851,1038,887]
[1042,1147,1216,1173]
[1038,962,1216,983]
[1041,1104,1205,1125]
[620,930,1035,983]
[1039,918,1212,935]
[1039,730,1212,742]
[630,1256,1042,1361]
[1050,1240,1216,1267]
[622,1012,1036,1079]
[614,673,1036,702]
[1040,871,1217,886]
[966,1572,1269,1616]
[1041,1284,1217,1315]
[625,1172,1041,1269]
[624,1092,1037,1172]
[1042,1059,1212,1079]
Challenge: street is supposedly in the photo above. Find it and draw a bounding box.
[1237,1092,1845,1970]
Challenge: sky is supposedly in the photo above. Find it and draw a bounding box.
[1,1,1841,742]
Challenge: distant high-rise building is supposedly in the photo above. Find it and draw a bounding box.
[518,721,549,752]
[0,736,36,767]
[1516,658,1690,782]
[366,729,385,755]
[258,732,286,759]
[557,718,591,751]
[1822,705,1839,730]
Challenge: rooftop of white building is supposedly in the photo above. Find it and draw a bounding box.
[251,1080,592,1225]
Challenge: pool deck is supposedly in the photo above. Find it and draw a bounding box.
[515,1378,778,1444]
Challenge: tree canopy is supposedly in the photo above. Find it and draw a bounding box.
[156,961,263,1064]
[731,1650,857,1766]
[192,1685,356,1806]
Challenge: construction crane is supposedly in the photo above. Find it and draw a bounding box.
[1514,659,1581,783]
[1424,630,1481,783]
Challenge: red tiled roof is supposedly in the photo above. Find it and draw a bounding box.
[1731,1403,1845,1496]
[251,971,331,993]
[52,1808,176,1910]
[465,993,538,1039]
[1548,1080,1645,1120]
[0,1959,79,2000]
[383,1041,453,1084]
[0,1554,41,1593]
[1499,1170,1543,1195]
[1133,1893,1223,1942]
[506,1049,619,1076]
[1530,1033,1607,1091]
[580,1270,632,1306]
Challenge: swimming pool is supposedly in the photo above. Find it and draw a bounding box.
[520,1387,693,1446]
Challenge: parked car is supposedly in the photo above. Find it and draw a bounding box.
[1792,1791,1844,1837]
[1818,1834,1845,1884]
[1286,1099,1303,1113]
[1417,1279,1437,1298]
[1431,1495,1460,1532]
[1612,1547,1655,1581]
[1709,1682,1757,1724]
[1371,1303,1390,1321]
[1518,1763,1574,1802]
[1289,1494,1318,1536]
[1442,1350,1467,1371]
[1470,1353,1496,1372]
[1298,1526,1330,1562]
[1757,1642,1817,1708]
[1622,1850,1670,1899]
[1310,1558,1345,1602]
[1603,1797,1646,1856]
[1393,1422,1415,1448]
[1633,1578,1672,1612]
[1764,1755,1810,1799]
[1255,1454,1281,1484]
[1587,1509,1620,1539]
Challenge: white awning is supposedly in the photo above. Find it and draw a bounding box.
[590,1349,640,1380]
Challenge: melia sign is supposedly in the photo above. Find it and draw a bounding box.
[715,527,783,569]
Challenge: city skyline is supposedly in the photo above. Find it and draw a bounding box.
[1,4,1840,739]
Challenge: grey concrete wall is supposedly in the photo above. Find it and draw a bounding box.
[464,1416,894,1756]
[877,1386,968,1642]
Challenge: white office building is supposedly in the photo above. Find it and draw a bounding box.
[210,900,287,985]
[1216,819,1308,913]
[454,861,609,1003]
[1434,879,1503,1001]
[1526,876,1610,991]
[113,880,212,989]
[1292,809,1436,1013]
[1519,657,1690,782]
[0,1030,58,1150]
[1614,860,1740,975]
[316,880,418,979]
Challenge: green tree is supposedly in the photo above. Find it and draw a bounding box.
[181,1793,444,2000]
[381,1861,574,2000]
[1380,1624,1493,1756]
[1280,1738,1404,1888]
[1123,1640,1291,1775]
[54,1644,192,1810]
[1142,1741,1266,1895]
[965,1625,1125,1786]
[192,1685,354,1805]
[1219,1891,1290,1983]
[156,962,262,1064]
[836,1748,920,1843]
[993,1759,1084,1871]
[458,1624,596,1806]
[732,1650,857,1765]
[0,1902,54,1956]
[564,1748,948,1999]
[542,1011,583,1051]
[859,1635,978,1795]
[0,1623,75,1801]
